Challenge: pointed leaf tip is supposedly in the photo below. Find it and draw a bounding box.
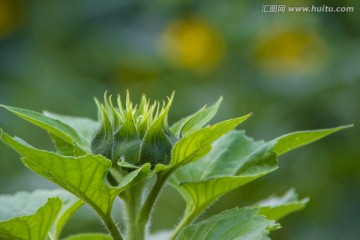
[273,124,353,156]
[254,189,309,220]
[0,104,85,152]
[171,96,226,138]
[170,113,252,168]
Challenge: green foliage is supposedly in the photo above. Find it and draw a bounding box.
[65,233,112,240]
[0,189,80,240]
[0,93,351,240]
[253,189,309,221]
[176,208,277,240]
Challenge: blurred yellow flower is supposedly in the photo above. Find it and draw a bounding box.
[160,18,225,72]
[254,28,327,76]
[0,0,22,38]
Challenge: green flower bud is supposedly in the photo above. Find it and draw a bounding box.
[90,99,113,159]
[105,95,121,132]
[91,91,177,169]
[135,95,151,138]
[112,103,141,165]
[139,96,176,167]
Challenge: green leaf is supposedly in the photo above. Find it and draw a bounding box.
[0,130,151,219]
[0,190,65,221]
[43,111,98,148]
[180,97,222,137]
[52,197,83,239]
[0,189,82,240]
[175,173,275,213]
[176,208,276,240]
[49,133,80,156]
[45,115,92,155]
[169,115,192,139]
[114,163,153,191]
[273,125,353,156]
[65,233,112,240]
[253,189,309,220]
[0,105,86,153]
[169,131,277,213]
[170,114,252,168]
[169,125,349,226]
[170,97,222,138]
[0,196,62,240]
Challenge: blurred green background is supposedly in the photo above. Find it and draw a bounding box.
[0,0,359,239]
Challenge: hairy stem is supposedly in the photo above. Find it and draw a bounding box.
[169,205,208,240]
[101,213,123,240]
[134,172,170,240]
[123,183,144,240]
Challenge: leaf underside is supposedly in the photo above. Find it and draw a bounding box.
[169,125,350,218]
[0,105,87,153]
[65,233,112,240]
[176,208,276,240]
[0,197,61,240]
[170,97,222,138]
[0,131,152,219]
[253,188,309,220]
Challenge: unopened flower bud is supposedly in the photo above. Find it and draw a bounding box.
[112,104,141,165]
[139,99,176,167]
[91,91,177,169]
[90,101,113,159]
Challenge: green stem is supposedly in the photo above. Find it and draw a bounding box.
[101,213,123,240]
[124,183,144,240]
[88,199,123,240]
[169,204,208,240]
[134,172,170,240]
[169,210,194,240]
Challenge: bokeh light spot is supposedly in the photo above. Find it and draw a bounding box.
[160,18,225,72]
[254,28,328,76]
[0,0,22,38]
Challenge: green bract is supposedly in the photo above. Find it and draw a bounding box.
[0,92,352,240]
[90,92,176,170]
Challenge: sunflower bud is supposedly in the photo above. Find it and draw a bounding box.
[90,100,113,159]
[112,102,141,165]
[90,91,177,169]
[139,99,176,166]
